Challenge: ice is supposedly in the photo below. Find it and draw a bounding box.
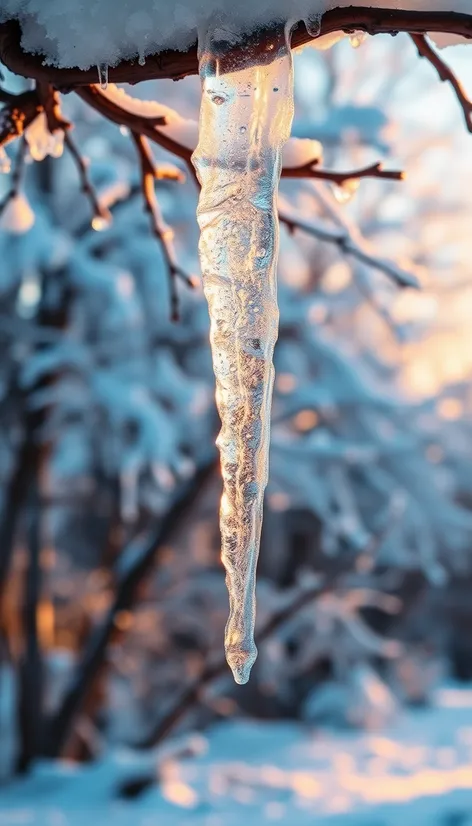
[192,23,294,684]
[97,63,109,90]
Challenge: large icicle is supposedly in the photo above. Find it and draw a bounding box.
[192,24,294,684]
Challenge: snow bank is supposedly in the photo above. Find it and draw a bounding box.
[1,686,472,825]
[0,1,470,70]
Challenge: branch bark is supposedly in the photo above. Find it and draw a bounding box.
[1,9,471,87]
[411,34,472,133]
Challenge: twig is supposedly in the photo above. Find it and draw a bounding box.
[131,131,198,320]
[411,34,472,133]
[285,160,404,184]
[40,456,218,759]
[63,130,112,229]
[0,136,28,215]
[279,204,419,289]
[1,10,471,86]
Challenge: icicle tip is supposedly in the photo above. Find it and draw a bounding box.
[226,642,258,685]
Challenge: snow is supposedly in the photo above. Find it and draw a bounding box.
[1,686,472,825]
[192,25,294,684]
[0,2,470,70]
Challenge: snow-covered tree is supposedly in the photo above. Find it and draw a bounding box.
[0,3,471,774]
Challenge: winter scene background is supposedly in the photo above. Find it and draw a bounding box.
[1,15,472,826]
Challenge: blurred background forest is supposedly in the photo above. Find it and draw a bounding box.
[1,31,472,826]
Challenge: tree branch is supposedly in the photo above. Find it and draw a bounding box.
[279,204,419,289]
[76,87,404,186]
[63,130,112,229]
[0,10,471,87]
[411,34,472,133]
[40,456,218,759]
[286,160,404,184]
[131,131,198,320]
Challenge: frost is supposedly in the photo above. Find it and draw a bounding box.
[192,23,294,684]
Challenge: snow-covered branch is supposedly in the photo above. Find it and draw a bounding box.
[0,9,471,85]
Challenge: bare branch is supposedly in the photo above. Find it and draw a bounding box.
[284,160,404,184]
[131,131,198,321]
[411,34,472,133]
[63,130,112,230]
[279,203,420,289]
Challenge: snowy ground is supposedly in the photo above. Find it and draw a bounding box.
[1,686,472,825]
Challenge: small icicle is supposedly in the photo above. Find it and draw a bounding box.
[349,31,367,49]
[97,63,109,90]
[305,13,322,38]
[193,23,294,684]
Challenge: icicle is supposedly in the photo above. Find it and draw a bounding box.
[192,23,294,684]
[97,63,109,90]
[305,14,322,38]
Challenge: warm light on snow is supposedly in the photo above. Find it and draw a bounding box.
[192,24,295,684]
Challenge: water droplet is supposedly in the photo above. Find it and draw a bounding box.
[92,214,112,232]
[349,31,367,49]
[332,178,360,205]
[138,53,146,66]
[239,126,247,134]
[97,63,108,90]
[273,87,279,93]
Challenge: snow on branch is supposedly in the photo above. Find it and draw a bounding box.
[0,83,416,291]
[0,8,471,85]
